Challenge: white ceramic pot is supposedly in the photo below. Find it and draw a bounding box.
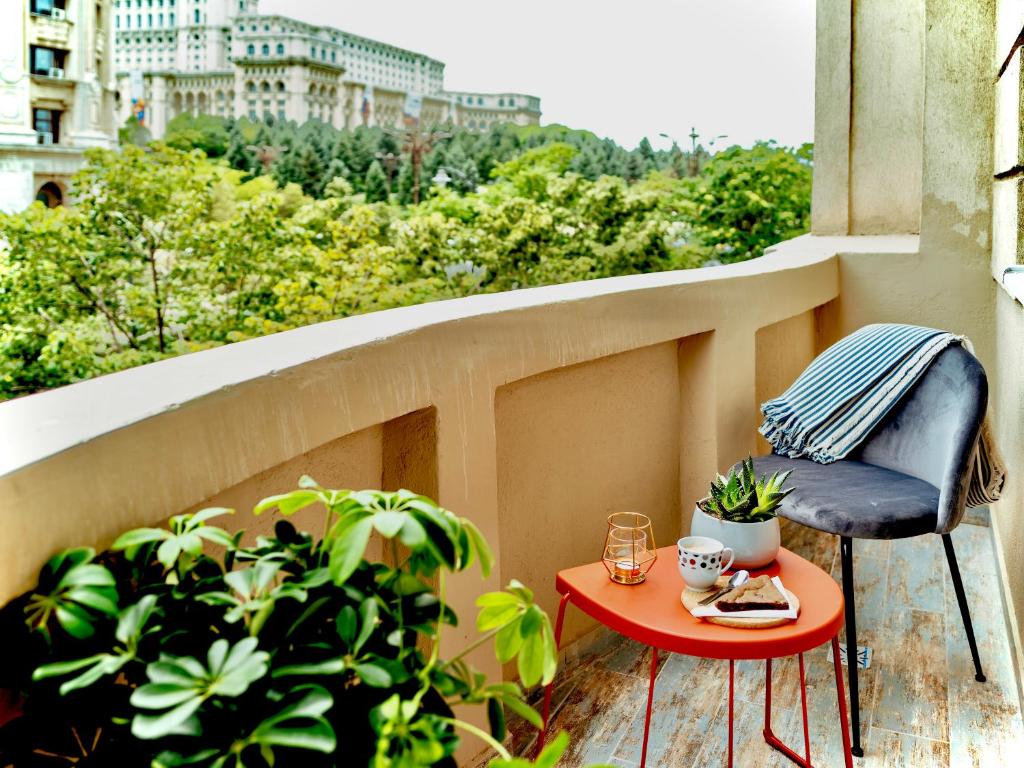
[689,501,781,569]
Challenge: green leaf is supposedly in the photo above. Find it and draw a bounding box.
[506,579,534,603]
[478,602,522,632]
[55,604,98,639]
[487,697,507,741]
[353,662,392,687]
[131,683,199,709]
[194,527,236,548]
[328,516,373,585]
[247,686,336,755]
[372,510,406,538]
[156,538,182,569]
[33,654,107,681]
[132,698,204,740]
[336,605,357,645]
[520,605,543,637]
[463,519,494,577]
[517,629,545,688]
[188,507,234,526]
[475,592,519,609]
[272,658,347,677]
[254,490,323,517]
[495,619,525,663]
[501,694,543,729]
[354,598,378,654]
[111,528,169,551]
[488,731,570,768]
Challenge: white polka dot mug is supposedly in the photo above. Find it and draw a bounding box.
[677,535,735,591]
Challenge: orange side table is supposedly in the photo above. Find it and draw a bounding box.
[537,546,854,768]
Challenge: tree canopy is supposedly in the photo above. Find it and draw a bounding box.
[0,121,811,400]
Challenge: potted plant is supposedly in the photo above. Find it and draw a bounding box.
[0,479,572,767]
[689,458,793,568]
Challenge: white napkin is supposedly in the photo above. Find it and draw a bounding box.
[690,576,798,620]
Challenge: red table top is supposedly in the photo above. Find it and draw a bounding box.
[555,546,844,660]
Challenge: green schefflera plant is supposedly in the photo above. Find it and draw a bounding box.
[0,480,567,768]
[704,457,794,523]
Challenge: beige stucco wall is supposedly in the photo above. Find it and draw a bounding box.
[495,342,682,646]
[754,309,822,455]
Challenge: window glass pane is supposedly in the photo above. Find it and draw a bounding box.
[32,47,55,73]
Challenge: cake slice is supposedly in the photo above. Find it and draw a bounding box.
[716,574,789,612]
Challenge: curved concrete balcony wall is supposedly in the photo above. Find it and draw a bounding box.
[0,235,857,659]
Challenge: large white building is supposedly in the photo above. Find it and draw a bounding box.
[113,0,540,138]
[0,1,118,212]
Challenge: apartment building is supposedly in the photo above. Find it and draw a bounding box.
[0,0,117,211]
[112,0,540,137]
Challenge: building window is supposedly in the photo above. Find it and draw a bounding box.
[30,0,67,15]
[310,46,316,58]
[193,8,198,23]
[169,12,173,24]
[276,43,284,55]
[29,46,67,76]
[261,43,269,55]
[33,108,61,143]
[246,43,254,55]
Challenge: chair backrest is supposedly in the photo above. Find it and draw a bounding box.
[852,344,988,533]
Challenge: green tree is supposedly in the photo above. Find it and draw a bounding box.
[0,135,810,399]
[694,142,811,262]
[363,160,389,203]
[163,113,231,157]
[395,158,415,205]
[0,144,220,397]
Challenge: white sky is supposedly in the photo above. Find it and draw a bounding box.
[260,0,816,151]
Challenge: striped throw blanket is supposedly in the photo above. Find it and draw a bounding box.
[760,323,1006,506]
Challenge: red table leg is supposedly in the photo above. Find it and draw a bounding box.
[798,652,811,765]
[762,654,814,767]
[640,646,658,768]
[728,658,735,768]
[831,635,855,768]
[537,591,571,757]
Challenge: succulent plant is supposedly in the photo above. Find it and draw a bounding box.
[704,457,794,523]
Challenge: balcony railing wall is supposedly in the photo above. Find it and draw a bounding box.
[0,235,855,677]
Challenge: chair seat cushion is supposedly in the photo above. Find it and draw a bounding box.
[743,455,940,540]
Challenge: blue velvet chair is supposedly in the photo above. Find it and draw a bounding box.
[749,344,987,757]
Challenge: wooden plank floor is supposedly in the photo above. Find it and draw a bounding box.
[511,517,1024,767]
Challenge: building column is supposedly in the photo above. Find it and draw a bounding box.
[0,2,37,145]
[148,75,168,138]
[0,3,38,212]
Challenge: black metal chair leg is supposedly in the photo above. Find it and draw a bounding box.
[942,533,986,683]
[840,536,864,758]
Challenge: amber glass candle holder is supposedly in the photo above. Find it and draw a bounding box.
[602,512,657,585]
